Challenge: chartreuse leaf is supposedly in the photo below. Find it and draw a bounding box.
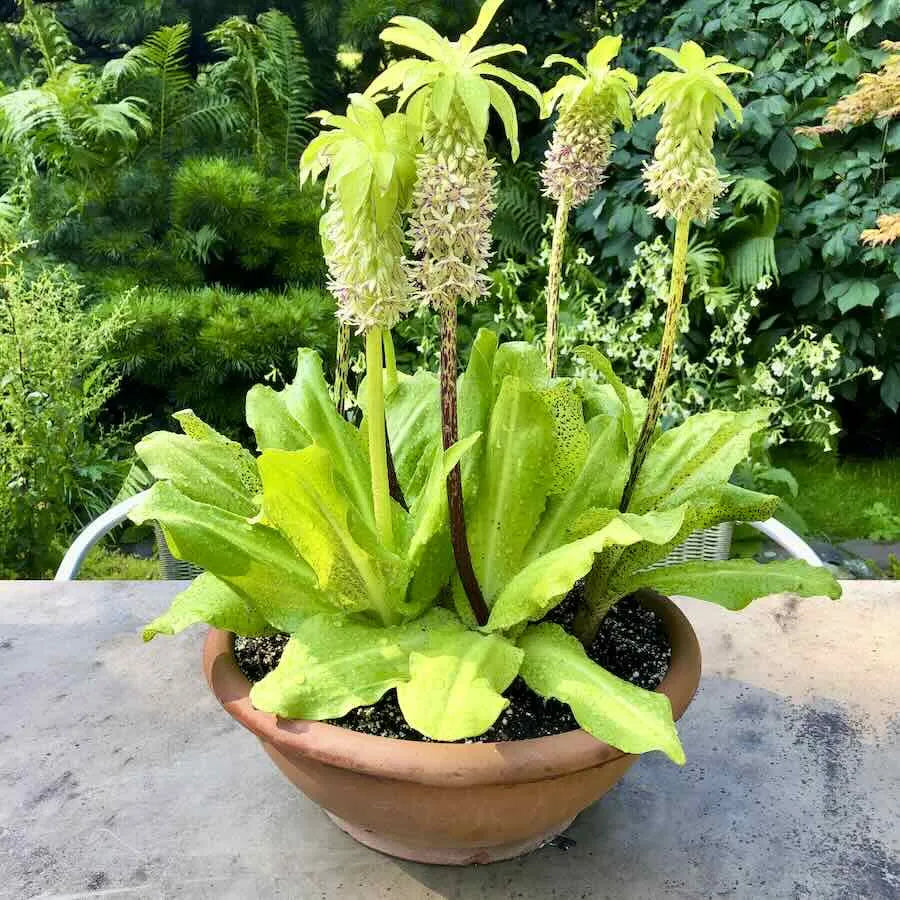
[526,412,630,559]
[407,432,482,569]
[280,349,373,527]
[575,345,637,448]
[581,381,647,435]
[130,482,332,632]
[397,630,523,741]
[462,0,504,49]
[250,608,466,720]
[458,327,498,487]
[539,383,590,497]
[456,72,491,139]
[246,383,310,451]
[519,623,685,764]
[491,341,548,397]
[258,447,408,625]
[384,369,442,506]
[143,573,274,641]
[628,409,769,514]
[617,559,841,611]
[170,410,231,444]
[135,430,259,517]
[610,484,779,586]
[486,80,520,159]
[486,507,685,632]
[404,433,483,615]
[468,376,555,601]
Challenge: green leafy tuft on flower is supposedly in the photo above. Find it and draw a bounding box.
[541,35,636,206]
[372,0,540,313]
[300,94,419,333]
[635,41,749,224]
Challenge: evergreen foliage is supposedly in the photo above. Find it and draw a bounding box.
[171,156,325,286]
[0,250,131,578]
[101,283,337,437]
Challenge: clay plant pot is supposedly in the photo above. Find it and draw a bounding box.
[203,591,702,865]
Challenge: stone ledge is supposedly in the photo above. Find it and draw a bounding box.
[1,580,897,898]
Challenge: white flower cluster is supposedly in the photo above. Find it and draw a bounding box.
[322,207,413,333]
[406,109,498,312]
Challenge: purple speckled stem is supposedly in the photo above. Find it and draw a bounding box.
[334,321,351,420]
[440,300,488,627]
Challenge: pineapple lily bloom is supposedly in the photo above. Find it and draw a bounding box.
[620,41,748,511]
[300,94,420,548]
[371,0,541,624]
[540,36,636,376]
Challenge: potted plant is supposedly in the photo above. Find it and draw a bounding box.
[130,2,840,865]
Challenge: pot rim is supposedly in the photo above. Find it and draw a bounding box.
[203,590,702,787]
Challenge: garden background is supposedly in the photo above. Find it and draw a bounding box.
[0,0,898,579]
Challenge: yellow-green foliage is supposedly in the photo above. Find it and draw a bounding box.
[0,253,130,577]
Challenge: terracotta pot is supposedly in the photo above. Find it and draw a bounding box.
[203,591,701,865]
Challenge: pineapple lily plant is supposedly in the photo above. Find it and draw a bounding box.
[132,3,840,768]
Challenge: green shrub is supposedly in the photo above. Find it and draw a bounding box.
[0,252,132,578]
[80,545,159,580]
[578,0,899,422]
[170,155,326,287]
[102,283,337,437]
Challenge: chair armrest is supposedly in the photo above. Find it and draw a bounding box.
[748,517,823,567]
[54,489,152,581]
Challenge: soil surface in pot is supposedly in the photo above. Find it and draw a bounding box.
[234,587,670,743]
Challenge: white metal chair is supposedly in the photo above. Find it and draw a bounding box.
[54,489,823,580]
[653,519,823,569]
[53,489,199,581]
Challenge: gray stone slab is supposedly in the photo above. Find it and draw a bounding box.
[1,580,898,899]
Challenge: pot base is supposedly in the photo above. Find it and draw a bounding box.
[324,810,576,865]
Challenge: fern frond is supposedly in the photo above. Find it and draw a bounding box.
[727,235,778,288]
[131,23,192,89]
[169,89,246,142]
[728,178,781,231]
[0,191,22,243]
[16,0,77,76]
[0,24,30,83]
[100,51,147,91]
[493,162,550,258]
[723,178,782,287]
[128,23,192,150]
[74,97,151,146]
[0,86,67,146]
[685,240,723,286]
[258,9,314,170]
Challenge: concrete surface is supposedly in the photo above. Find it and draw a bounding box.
[0,580,898,900]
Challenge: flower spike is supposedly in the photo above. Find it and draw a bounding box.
[540,35,636,375]
[636,40,749,224]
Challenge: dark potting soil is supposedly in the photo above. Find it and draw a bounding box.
[233,586,671,743]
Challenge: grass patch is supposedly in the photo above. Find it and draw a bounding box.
[772,448,900,541]
[79,545,160,580]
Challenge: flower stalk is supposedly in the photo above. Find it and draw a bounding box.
[544,184,572,377]
[617,41,748,510]
[440,299,489,624]
[620,214,690,510]
[540,37,636,377]
[333,320,351,417]
[375,0,541,625]
[366,327,393,550]
[382,330,398,395]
